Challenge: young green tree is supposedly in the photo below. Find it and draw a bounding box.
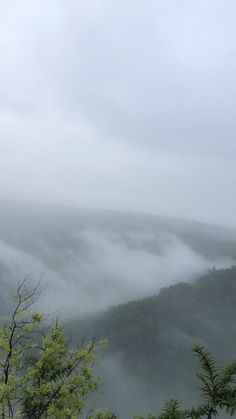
[0,279,102,418]
[136,345,236,419]
[188,344,236,418]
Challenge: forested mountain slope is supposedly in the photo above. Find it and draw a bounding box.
[69,267,236,417]
[1,201,236,416]
[0,200,235,317]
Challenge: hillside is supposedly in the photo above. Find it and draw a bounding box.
[68,267,236,417]
[1,201,236,416]
[0,200,236,317]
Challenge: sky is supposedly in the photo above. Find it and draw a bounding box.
[0,0,236,226]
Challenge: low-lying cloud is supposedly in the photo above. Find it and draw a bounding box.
[0,223,233,317]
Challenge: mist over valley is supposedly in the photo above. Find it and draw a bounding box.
[1,1,236,417]
[0,200,235,318]
[0,201,236,417]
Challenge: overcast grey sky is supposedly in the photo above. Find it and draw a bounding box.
[0,0,236,226]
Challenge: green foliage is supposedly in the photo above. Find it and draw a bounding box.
[158,400,186,419]
[190,344,236,418]
[2,276,236,418]
[135,400,186,419]
[139,345,236,419]
[22,324,99,418]
[0,280,101,418]
[89,408,119,419]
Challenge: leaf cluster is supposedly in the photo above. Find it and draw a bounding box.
[0,280,101,419]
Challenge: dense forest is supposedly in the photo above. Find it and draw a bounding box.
[1,267,236,418]
[67,266,236,416]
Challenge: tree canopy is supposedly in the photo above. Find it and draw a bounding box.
[1,279,236,418]
[0,280,102,418]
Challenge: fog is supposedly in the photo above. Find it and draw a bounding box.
[2,202,235,416]
[0,233,212,315]
[0,2,236,417]
[0,202,235,318]
[1,1,236,226]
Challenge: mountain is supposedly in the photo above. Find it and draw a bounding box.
[68,266,236,417]
[0,200,235,317]
[1,200,236,416]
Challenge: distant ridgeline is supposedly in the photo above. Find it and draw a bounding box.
[67,266,236,407]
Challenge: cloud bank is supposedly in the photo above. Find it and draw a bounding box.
[0,1,236,225]
[0,227,233,317]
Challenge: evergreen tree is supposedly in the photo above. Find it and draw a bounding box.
[137,345,236,419]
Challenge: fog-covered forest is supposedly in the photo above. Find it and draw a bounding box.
[1,1,236,417]
[1,201,236,417]
[1,200,235,316]
[72,266,236,417]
